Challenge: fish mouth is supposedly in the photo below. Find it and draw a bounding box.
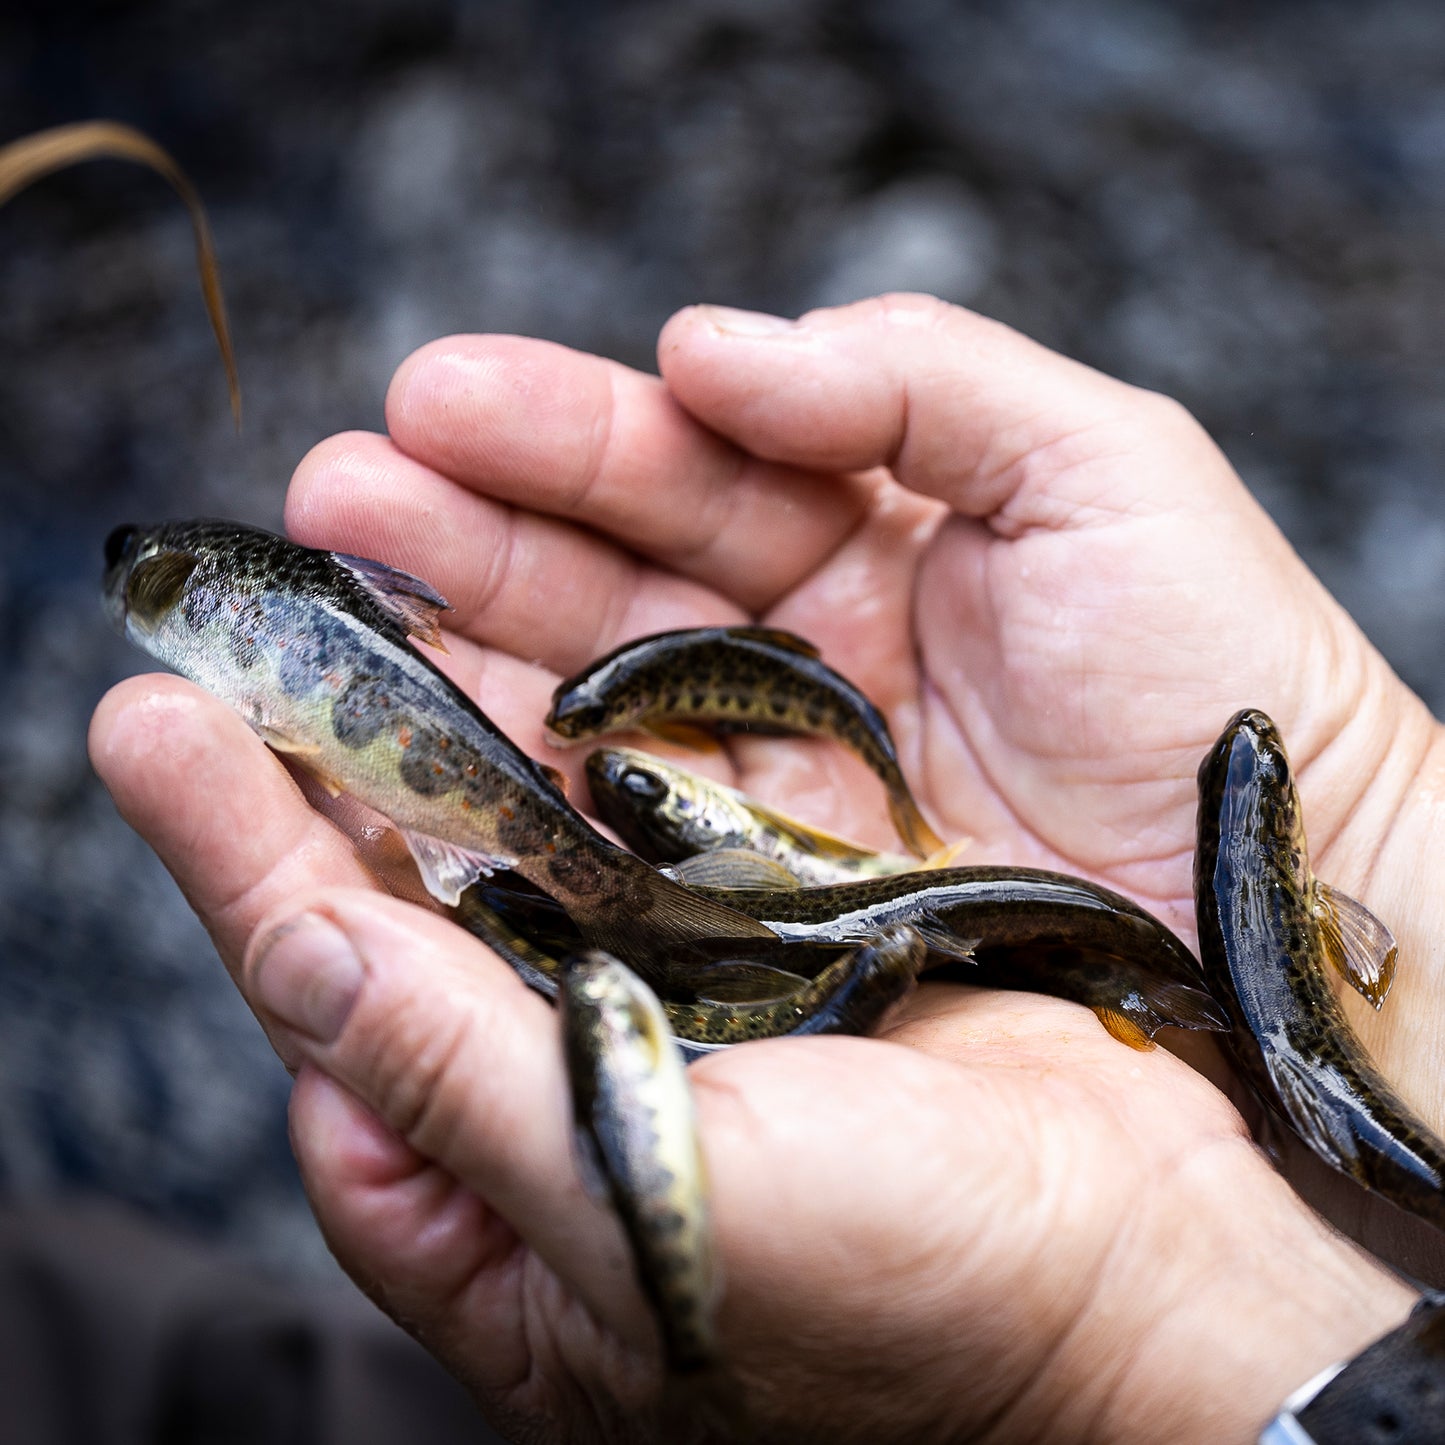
[101,523,144,633]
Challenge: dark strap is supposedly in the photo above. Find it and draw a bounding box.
[1286,1292,1445,1444]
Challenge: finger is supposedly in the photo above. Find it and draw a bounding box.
[285,430,745,676]
[287,1067,533,1401]
[658,295,1247,523]
[246,888,655,1347]
[381,334,877,611]
[88,674,378,978]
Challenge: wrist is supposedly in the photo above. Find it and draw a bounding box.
[1030,1141,1417,1445]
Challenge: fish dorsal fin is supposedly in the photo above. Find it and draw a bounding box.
[738,796,884,861]
[679,960,811,1005]
[1312,881,1398,1010]
[402,829,517,906]
[668,849,805,890]
[333,553,451,651]
[723,625,821,659]
[1263,1049,1359,1173]
[127,549,199,632]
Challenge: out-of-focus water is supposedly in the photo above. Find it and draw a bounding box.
[3,0,1444,1273]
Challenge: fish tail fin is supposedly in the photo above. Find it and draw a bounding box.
[889,794,947,859]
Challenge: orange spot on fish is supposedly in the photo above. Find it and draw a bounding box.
[397,727,412,748]
[438,736,451,749]
[499,804,514,821]
[460,798,472,811]
[432,762,443,775]
[464,762,478,777]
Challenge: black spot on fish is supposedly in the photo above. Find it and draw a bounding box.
[332,676,393,748]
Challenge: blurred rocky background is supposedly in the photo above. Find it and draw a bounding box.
[3,0,1445,1288]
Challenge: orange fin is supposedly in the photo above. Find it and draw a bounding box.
[1093,1007,1156,1051]
[918,837,973,870]
[644,720,724,752]
[1312,881,1398,1010]
[333,553,451,651]
[538,762,571,796]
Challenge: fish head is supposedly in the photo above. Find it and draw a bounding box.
[545,678,617,742]
[1198,707,1304,862]
[102,522,202,643]
[586,747,720,860]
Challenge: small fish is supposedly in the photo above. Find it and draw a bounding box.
[560,950,719,1371]
[1193,709,1445,1229]
[102,520,778,985]
[452,885,923,1055]
[546,625,947,858]
[586,745,929,887]
[686,866,1228,1049]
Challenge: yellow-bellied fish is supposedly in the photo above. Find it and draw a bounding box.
[545,625,946,858]
[102,520,778,986]
[586,746,926,887]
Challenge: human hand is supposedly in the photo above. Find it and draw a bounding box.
[89,296,1441,1438]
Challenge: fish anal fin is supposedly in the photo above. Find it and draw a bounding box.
[670,849,804,890]
[403,829,517,906]
[1263,1048,1359,1173]
[723,625,821,659]
[1093,1006,1156,1051]
[127,550,200,632]
[644,720,724,752]
[1312,881,1398,1010]
[334,552,451,650]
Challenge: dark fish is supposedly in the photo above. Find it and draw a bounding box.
[101,520,777,985]
[452,885,922,1055]
[586,745,925,886]
[546,625,947,858]
[561,951,718,1370]
[1193,709,1445,1229]
[686,866,1227,1049]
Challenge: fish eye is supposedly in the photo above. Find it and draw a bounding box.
[104,525,139,570]
[619,767,667,802]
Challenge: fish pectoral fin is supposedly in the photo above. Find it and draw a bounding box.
[1091,1006,1157,1051]
[126,549,200,632]
[1263,1049,1360,1173]
[254,727,348,797]
[538,762,571,796]
[913,918,979,964]
[1312,882,1398,1010]
[333,552,452,651]
[403,830,517,907]
[669,849,805,890]
[722,625,821,658]
[644,720,724,752]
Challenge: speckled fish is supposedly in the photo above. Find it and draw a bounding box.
[685,866,1227,1049]
[101,520,778,984]
[560,950,719,1371]
[452,885,923,1055]
[545,625,947,858]
[586,745,929,887]
[1193,709,1445,1228]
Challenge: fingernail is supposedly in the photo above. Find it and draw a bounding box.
[252,913,364,1044]
[698,305,797,337]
